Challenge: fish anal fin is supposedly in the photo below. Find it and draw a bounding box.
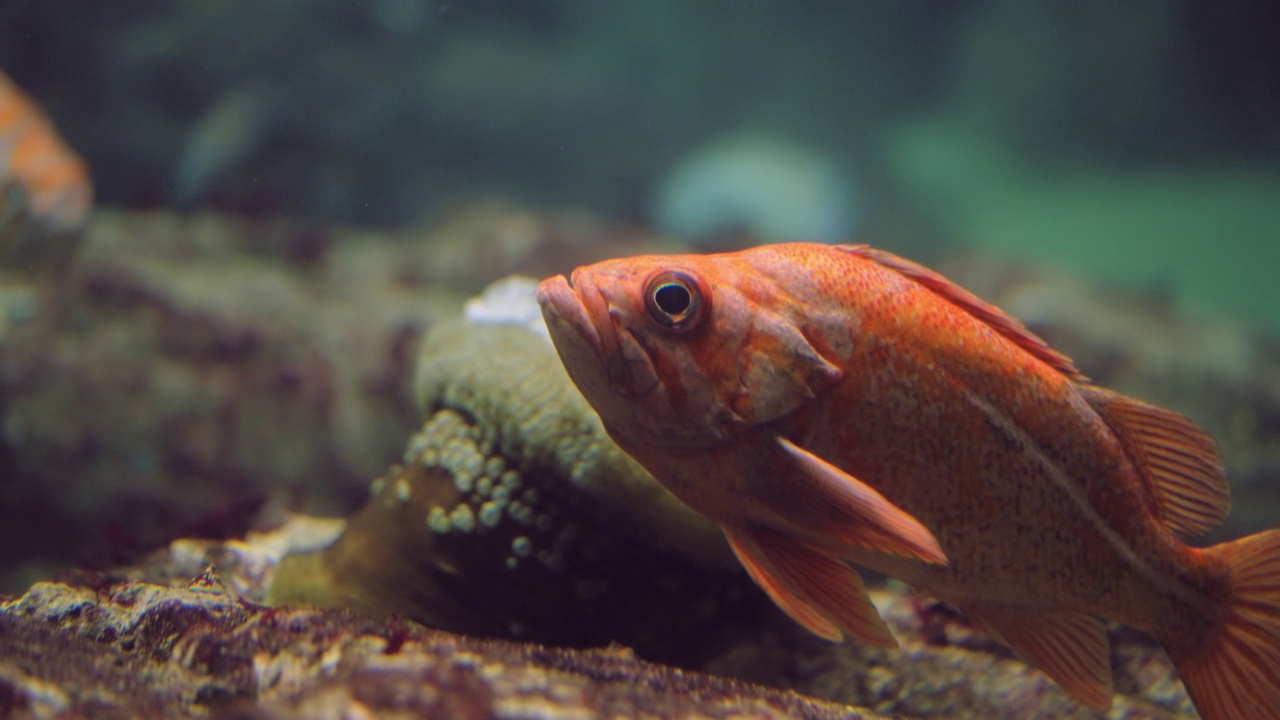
[1080,385,1230,538]
[723,524,897,648]
[773,437,947,565]
[964,602,1114,710]
[839,244,1086,381]
[1169,529,1280,720]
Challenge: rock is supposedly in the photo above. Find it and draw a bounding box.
[1,208,1263,718]
[271,314,758,663]
[263,276,1201,718]
[0,200,675,593]
[0,210,457,590]
[0,514,1195,719]
[709,588,1195,719]
[0,568,878,720]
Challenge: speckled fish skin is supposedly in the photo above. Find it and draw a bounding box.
[536,242,1280,720]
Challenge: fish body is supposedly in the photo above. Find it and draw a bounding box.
[171,83,275,206]
[536,242,1280,720]
[0,70,92,232]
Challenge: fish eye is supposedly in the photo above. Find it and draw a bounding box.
[644,270,708,333]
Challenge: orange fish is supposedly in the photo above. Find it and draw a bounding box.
[536,242,1280,720]
[0,70,92,233]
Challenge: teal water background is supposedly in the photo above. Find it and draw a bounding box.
[3,0,1278,328]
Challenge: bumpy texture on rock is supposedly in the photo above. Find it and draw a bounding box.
[0,210,459,590]
[710,588,1196,719]
[2,205,1263,717]
[0,202,677,593]
[0,570,879,720]
[412,318,731,571]
[271,317,758,662]
[0,521,1198,720]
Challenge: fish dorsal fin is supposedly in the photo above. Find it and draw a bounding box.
[840,245,1087,381]
[1078,385,1230,538]
[723,523,897,647]
[773,437,947,565]
[963,602,1114,710]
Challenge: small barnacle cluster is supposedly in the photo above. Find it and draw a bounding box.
[401,407,574,575]
[272,300,761,663]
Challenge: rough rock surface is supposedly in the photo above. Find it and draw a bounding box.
[0,210,457,589]
[710,588,1195,719]
[0,570,877,720]
[5,203,1276,590]
[0,202,654,591]
[0,519,1196,719]
[270,318,759,663]
[2,205,1273,718]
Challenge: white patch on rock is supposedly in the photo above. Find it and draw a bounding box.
[463,275,551,343]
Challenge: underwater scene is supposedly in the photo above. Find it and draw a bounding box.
[2,2,1280,718]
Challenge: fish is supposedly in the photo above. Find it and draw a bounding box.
[536,242,1280,720]
[171,83,275,206]
[0,70,92,234]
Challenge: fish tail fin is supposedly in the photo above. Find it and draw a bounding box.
[1166,529,1280,720]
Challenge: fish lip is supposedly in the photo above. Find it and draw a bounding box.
[571,270,647,393]
[537,274,602,356]
[537,270,643,395]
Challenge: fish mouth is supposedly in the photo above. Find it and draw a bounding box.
[536,270,656,396]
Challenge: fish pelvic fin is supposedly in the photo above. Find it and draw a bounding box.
[723,523,897,647]
[773,437,947,565]
[1080,385,1230,538]
[839,244,1086,381]
[962,602,1113,710]
[1167,530,1280,720]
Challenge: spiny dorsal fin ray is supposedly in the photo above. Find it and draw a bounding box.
[840,245,1087,382]
[1079,385,1229,538]
[963,601,1114,710]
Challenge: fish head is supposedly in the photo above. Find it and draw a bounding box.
[536,247,846,452]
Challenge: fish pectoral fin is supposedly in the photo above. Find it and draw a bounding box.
[723,523,897,648]
[1079,385,1230,538]
[773,437,947,565]
[963,602,1114,710]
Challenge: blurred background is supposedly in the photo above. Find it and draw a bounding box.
[2,0,1280,592]
[5,0,1279,325]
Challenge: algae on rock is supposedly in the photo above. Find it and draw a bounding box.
[273,313,755,662]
